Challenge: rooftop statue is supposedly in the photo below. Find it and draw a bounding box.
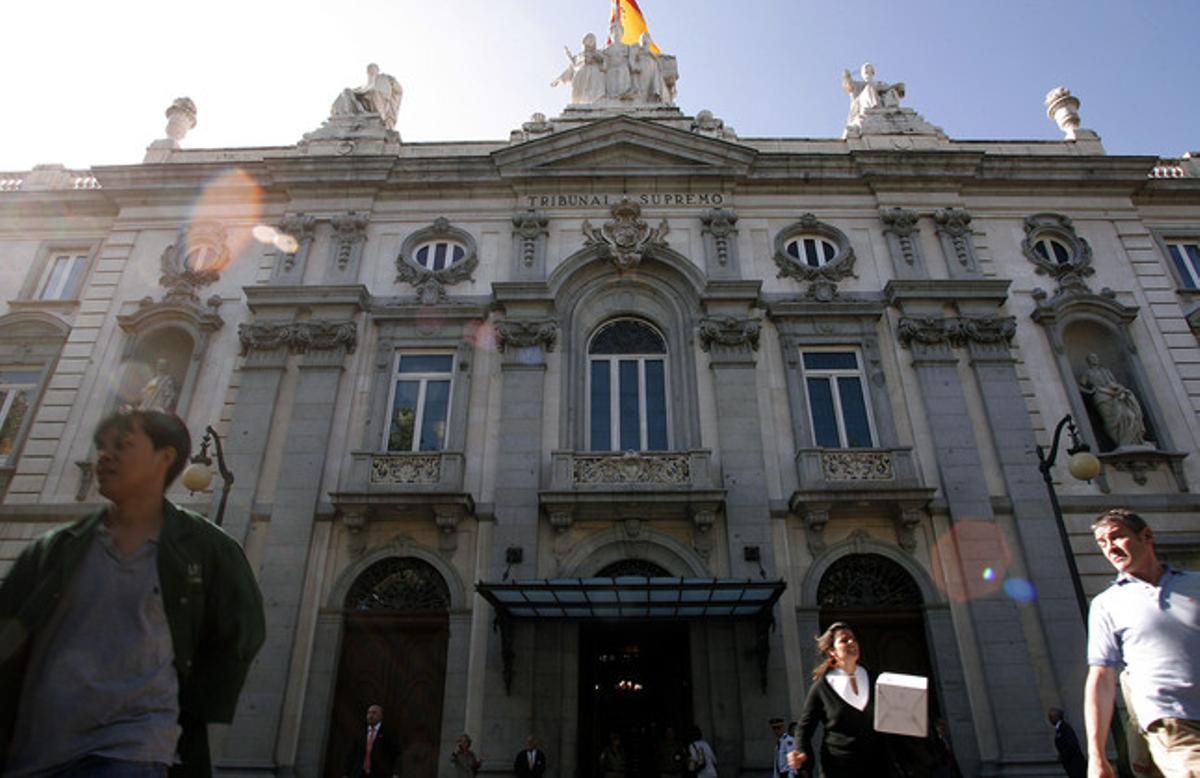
[331,63,403,130]
[552,20,678,107]
[842,63,905,127]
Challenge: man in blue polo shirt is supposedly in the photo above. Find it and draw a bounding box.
[1084,508,1200,778]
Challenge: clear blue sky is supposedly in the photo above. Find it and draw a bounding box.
[1,0,1195,171]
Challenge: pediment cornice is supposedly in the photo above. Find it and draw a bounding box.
[492,116,756,179]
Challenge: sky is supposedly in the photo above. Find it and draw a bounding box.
[2,0,1197,172]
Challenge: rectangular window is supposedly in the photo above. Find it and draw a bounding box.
[588,356,668,452]
[801,350,875,448]
[0,370,40,465]
[38,254,89,300]
[386,353,453,452]
[1167,242,1200,289]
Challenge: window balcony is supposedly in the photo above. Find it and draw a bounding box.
[789,447,935,553]
[330,451,474,541]
[539,450,725,531]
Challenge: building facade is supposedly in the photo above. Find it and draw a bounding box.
[2,55,1199,778]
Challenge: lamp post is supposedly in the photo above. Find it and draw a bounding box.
[1035,413,1101,621]
[181,425,234,527]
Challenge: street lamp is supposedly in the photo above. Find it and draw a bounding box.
[1036,413,1101,621]
[181,425,234,527]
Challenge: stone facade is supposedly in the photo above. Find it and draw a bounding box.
[2,74,1200,778]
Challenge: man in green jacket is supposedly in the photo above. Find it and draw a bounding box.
[0,409,265,777]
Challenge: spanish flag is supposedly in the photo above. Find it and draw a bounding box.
[607,0,662,54]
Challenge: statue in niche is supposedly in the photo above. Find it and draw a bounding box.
[842,63,905,127]
[1078,353,1150,448]
[552,33,606,104]
[331,63,403,130]
[138,358,179,413]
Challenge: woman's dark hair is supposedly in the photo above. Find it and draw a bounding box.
[812,621,855,680]
[93,409,191,488]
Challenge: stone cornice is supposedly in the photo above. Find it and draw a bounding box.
[238,319,358,356]
[885,278,1011,306]
[896,315,1016,348]
[243,284,369,313]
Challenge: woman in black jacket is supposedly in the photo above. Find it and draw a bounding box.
[791,622,888,777]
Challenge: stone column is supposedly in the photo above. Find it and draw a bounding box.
[896,314,1054,773]
[697,311,786,771]
[960,314,1087,708]
[480,316,556,758]
[219,320,358,772]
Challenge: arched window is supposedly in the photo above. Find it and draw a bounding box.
[587,319,669,452]
[817,553,923,608]
[596,559,673,578]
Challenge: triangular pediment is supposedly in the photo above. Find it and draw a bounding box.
[492,116,756,179]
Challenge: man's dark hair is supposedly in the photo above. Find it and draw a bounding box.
[93,409,191,488]
[1090,508,1149,535]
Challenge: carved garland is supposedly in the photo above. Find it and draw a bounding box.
[238,320,358,355]
[700,208,738,266]
[331,212,369,271]
[572,452,691,485]
[897,315,1016,348]
[933,208,974,269]
[396,217,480,304]
[494,318,558,353]
[880,208,919,266]
[276,214,317,273]
[697,315,760,352]
[512,210,548,268]
[582,198,669,272]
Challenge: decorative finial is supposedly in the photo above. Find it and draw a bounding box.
[1045,87,1096,141]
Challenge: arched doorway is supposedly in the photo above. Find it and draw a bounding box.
[578,560,693,778]
[325,557,451,778]
[816,553,938,768]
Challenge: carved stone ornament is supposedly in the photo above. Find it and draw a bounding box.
[1022,213,1094,296]
[512,210,549,267]
[700,208,738,266]
[494,318,558,353]
[276,214,317,274]
[582,198,669,272]
[331,212,369,271]
[159,222,231,300]
[238,320,358,356]
[572,451,691,485]
[773,213,857,284]
[369,454,442,484]
[933,208,975,269]
[821,451,895,481]
[880,208,920,265]
[697,315,760,352]
[897,315,1016,349]
[396,217,480,304]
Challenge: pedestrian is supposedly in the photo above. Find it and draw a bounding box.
[686,725,717,778]
[771,716,797,778]
[1084,508,1200,777]
[450,733,481,778]
[599,732,625,778]
[342,704,400,778]
[1048,708,1086,778]
[656,726,687,777]
[790,622,888,777]
[514,735,546,778]
[0,409,265,777]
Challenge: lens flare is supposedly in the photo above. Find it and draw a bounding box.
[1003,578,1037,604]
[464,320,499,352]
[187,168,264,273]
[251,224,278,244]
[274,234,299,254]
[931,519,1012,603]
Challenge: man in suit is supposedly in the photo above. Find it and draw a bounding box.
[513,735,546,778]
[1048,708,1086,778]
[344,704,400,778]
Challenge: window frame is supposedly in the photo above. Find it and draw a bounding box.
[37,253,91,301]
[16,242,99,304]
[0,368,42,467]
[784,235,839,269]
[413,240,468,272]
[585,318,672,452]
[798,347,877,449]
[382,350,456,453]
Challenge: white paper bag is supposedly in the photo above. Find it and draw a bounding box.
[873,672,928,737]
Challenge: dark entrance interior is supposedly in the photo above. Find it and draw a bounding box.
[579,621,693,778]
[324,558,451,778]
[818,553,940,770]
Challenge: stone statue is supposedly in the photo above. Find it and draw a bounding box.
[1078,353,1149,447]
[842,63,905,127]
[602,19,634,100]
[138,358,179,413]
[552,33,605,104]
[331,63,403,130]
[630,33,666,103]
[550,22,679,108]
